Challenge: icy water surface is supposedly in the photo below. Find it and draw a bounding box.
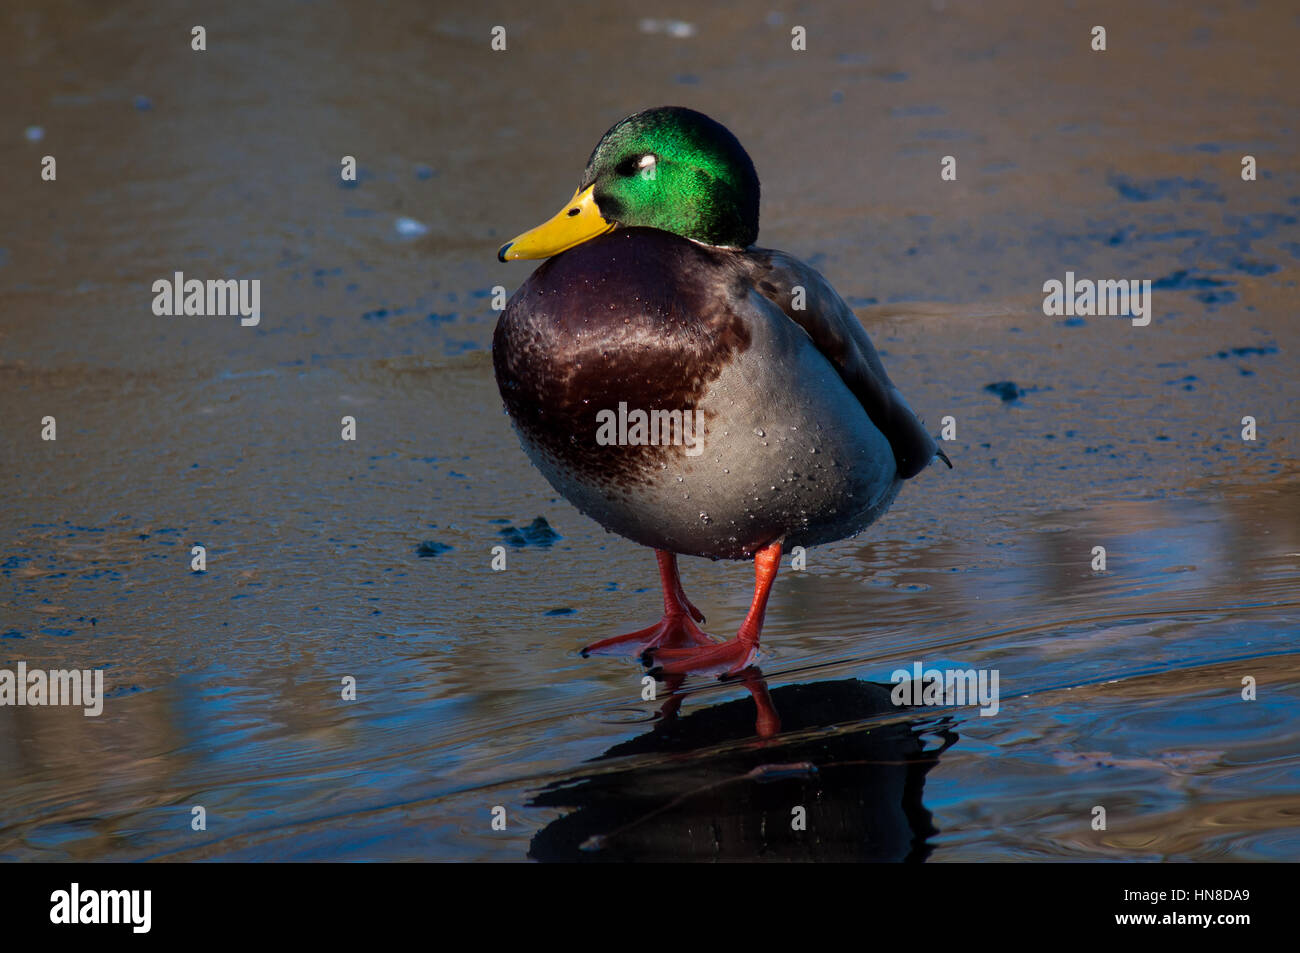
[1,0,1297,861]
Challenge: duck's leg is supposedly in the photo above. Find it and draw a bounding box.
[645,540,783,678]
[580,550,716,656]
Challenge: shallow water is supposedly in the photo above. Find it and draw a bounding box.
[1,0,1297,861]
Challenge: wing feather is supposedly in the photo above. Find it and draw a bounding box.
[744,248,942,479]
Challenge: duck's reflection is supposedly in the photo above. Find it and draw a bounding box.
[528,675,957,862]
[651,668,782,738]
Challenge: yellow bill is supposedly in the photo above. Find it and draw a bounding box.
[498,185,614,262]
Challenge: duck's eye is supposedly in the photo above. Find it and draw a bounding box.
[616,154,656,177]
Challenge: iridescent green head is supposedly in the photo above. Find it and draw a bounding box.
[582,107,761,248]
[499,107,761,261]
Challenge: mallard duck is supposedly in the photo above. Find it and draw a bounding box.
[494,106,948,678]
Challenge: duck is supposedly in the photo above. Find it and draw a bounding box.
[493,106,949,679]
